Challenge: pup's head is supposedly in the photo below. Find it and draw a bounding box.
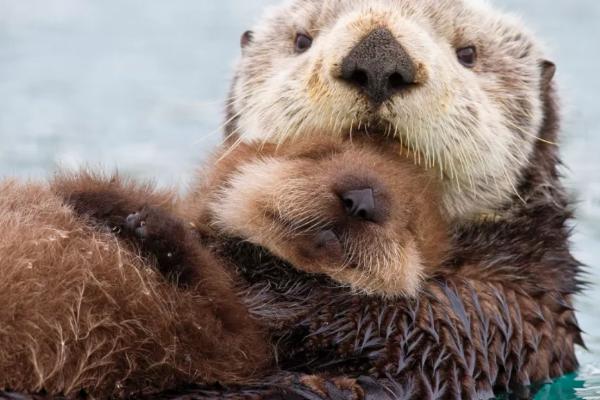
[204,139,448,298]
[227,0,557,220]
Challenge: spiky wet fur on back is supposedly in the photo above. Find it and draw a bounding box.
[0,176,270,398]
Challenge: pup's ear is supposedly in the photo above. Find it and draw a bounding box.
[541,60,557,89]
[241,30,254,50]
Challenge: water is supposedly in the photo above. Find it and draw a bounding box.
[0,1,598,398]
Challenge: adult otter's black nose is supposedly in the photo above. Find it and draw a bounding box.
[340,28,416,104]
[342,188,377,222]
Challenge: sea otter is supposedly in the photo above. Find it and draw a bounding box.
[205,0,582,398]
[191,138,449,298]
[0,0,584,398]
[0,138,449,398]
[194,0,582,397]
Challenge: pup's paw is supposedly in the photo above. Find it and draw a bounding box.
[124,210,151,239]
[121,206,208,287]
[122,206,188,268]
[124,206,183,241]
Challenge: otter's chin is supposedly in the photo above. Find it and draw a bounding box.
[341,238,426,299]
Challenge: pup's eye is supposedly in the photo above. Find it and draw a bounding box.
[294,33,313,53]
[457,46,477,68]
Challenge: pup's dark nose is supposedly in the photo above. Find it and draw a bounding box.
[342,188,376,222]
[340,28,416,104]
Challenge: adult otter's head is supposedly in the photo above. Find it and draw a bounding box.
[200,139,448,298]
[226,0,557,220]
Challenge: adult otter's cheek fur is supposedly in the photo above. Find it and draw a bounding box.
[226,0,556,221]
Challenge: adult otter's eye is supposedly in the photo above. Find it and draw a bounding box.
[457,46,477,68]
[294,33,313,53]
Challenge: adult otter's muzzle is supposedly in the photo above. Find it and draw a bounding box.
[340,27,418,104]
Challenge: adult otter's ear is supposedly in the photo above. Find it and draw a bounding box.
[241,30,254,50]
[541,60,557,89]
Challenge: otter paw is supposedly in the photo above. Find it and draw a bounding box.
[122,206,186,260]
[124,207,180,241]
[125,211,150,239]
[120,206,201,285]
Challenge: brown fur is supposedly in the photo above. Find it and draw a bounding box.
[0,176,270,398]
[0,134,583,400]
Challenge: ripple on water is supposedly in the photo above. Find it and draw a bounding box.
[534,366,600,400]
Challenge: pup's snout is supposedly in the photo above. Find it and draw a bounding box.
[341,188,377,222]
[340,28,417,104]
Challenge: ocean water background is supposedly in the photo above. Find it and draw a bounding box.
[0,0,597,398]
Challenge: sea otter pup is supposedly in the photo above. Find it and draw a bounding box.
[28,133,580,400]
[0,138,448,398]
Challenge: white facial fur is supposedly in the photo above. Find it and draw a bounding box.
[228,0,551,220]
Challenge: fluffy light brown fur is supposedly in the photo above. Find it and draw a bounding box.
[0,177,270,398]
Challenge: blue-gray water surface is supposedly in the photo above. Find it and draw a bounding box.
[0,1,598,398]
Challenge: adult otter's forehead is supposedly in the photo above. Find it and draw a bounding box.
[229,0,553,221]
[246,0,542,91]
[254,0,536,49]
